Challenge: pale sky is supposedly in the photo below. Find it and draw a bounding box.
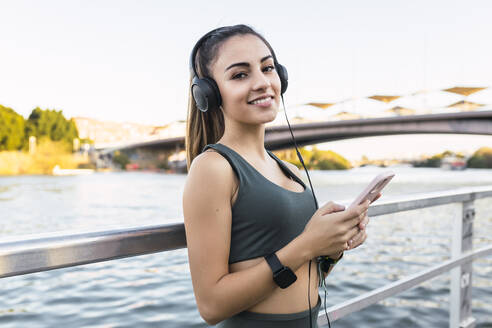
[1,0,491,159]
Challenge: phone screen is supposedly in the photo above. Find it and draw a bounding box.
[349,171,395,208]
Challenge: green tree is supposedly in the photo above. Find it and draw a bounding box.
[113,151,130,169]
[25,107,78,145]
[467,147,492,168]
[274,146,351,170]
[311,147,352,170]
[412,150,458,168]
[0,105,25,151]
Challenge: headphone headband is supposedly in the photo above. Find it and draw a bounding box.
[189,29,282,80]
[189,30,218,77]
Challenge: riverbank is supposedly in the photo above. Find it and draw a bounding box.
[0,150,91,175]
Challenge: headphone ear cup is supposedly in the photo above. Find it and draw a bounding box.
[191,76,222,112]
[276,64,288,95]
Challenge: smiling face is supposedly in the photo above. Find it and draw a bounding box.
[209,34,281,126]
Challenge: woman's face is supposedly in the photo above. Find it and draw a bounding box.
[210,34,281,125]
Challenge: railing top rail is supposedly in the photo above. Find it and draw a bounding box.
[360,184,492,216]
[1,185,491,279]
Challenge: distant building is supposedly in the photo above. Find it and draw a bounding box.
[441,156,467,170]
[386,106,416,116]
[446,100,484,112]
[331,111,362,120]
[150,120,186,139]
[73,117,185,148]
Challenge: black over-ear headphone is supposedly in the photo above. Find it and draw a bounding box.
[189,31,289,113]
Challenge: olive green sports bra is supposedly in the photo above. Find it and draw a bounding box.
[202,143,317,264]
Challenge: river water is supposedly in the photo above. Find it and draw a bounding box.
[1,166,491,327]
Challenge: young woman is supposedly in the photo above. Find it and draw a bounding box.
[183,24,374,327]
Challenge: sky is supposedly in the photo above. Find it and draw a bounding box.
[1,0,491,160]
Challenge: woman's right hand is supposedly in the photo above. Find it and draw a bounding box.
[302,199,371,258]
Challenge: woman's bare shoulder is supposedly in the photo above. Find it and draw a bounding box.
[190,149,231,174]
[186,150,235,193]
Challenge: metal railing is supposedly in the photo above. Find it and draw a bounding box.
[1,185,492,328]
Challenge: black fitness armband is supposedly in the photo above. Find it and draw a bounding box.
[264,253,297,289]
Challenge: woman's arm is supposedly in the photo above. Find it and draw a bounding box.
[184,153,370,325]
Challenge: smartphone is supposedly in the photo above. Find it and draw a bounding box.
[349,171,395,208]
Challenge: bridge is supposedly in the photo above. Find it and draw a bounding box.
[92,110,492,170]
[100,110,492,154]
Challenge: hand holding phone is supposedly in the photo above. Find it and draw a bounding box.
[349,171,395,208]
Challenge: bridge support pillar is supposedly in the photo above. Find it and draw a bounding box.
[450,200,475,328]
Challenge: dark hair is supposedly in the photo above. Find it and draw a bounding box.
[185,24,277,170]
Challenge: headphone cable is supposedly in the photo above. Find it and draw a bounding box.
[280,96,318,209]
[280,96,332,328]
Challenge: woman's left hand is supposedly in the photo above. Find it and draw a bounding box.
[347,192,381,250]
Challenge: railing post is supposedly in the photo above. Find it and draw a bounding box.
[450,200,476,328]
